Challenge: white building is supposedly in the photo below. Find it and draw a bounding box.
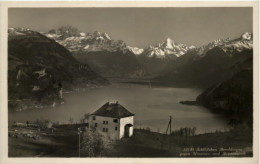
[88,102,134,140]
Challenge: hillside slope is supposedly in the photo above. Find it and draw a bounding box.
[8,28,108,109]
[196,68,253,125]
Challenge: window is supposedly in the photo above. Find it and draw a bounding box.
[93,116,96,120]
[113,119,118,123]
[106,128,108,132]
[115,127,117,131]
[103,121,105,124]
[106,121,108,125]
[103,128,105,132]
[95,123,98,127]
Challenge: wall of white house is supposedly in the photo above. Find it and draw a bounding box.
[119,116,134,139]
[129,126,133,137]
[89,115,120,140]
[88,115,134,140]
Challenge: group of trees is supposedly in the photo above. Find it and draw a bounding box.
[171,127,197,137]
[67,113,91,125]
[32,119,53,129]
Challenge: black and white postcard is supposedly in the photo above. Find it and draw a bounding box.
[0,1,259,164]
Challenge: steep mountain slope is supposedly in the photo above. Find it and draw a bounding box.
[45,26,145,77]
[73,51,145,78]
[135,55,173,76]
[159,33,253,88]
[8,27,108,109]
[196,68,253,124]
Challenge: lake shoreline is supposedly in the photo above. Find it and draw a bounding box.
[179,100,198,106]
[8,81,226,135]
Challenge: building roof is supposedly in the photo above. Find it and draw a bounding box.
[92,102,135,118]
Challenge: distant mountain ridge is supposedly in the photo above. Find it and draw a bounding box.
[43,26,197,77]
[45,26,252,58]
[194,32,252,57]
[158,32,253,88]
[43,26,253,85]
[45,26,197,58]
[45,26,136,54]
[44,26,145,78]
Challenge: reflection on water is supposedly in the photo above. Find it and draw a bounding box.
[9,83,227,134]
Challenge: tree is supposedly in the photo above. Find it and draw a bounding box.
[69,117,74,124]
[84,113,90,121]
[45,120,53,128]
[191,127,197,136]
[80,119,85,124]
[80,128,111,157]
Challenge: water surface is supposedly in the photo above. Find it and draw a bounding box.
[9,83,227,134]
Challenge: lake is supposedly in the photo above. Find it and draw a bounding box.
[9,83,227,134]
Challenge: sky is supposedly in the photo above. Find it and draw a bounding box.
[8,8,252,48]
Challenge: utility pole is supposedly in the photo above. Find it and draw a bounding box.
[170,116,172,135]
[78,128,82,157]
[165,116,172,149]
[169,116,172,149]
[165,116,172,135]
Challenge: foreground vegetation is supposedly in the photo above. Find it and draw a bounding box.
[9,123,252,157]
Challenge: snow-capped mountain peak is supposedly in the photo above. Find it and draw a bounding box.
[165,38,174,49]
[103,33,111,40]
[143,38,196,58]
[127,46,144,55]
[241,32,252,40]
[44,27,135,53]
[221,32,253,54]
[80,32,86,37]
[196,38,231,56]
[8,27,36,36]
[195,32,253,56]
[91,31,112,41]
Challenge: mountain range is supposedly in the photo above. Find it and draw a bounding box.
[45,26,145,78]
[46,26,127,53]
[43,26,201,77]
[44,26,252,83]
[158,32,253,87]
[45,26,196,58]
[8,26,253,117]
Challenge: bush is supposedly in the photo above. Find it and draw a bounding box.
[80,128,111,157]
